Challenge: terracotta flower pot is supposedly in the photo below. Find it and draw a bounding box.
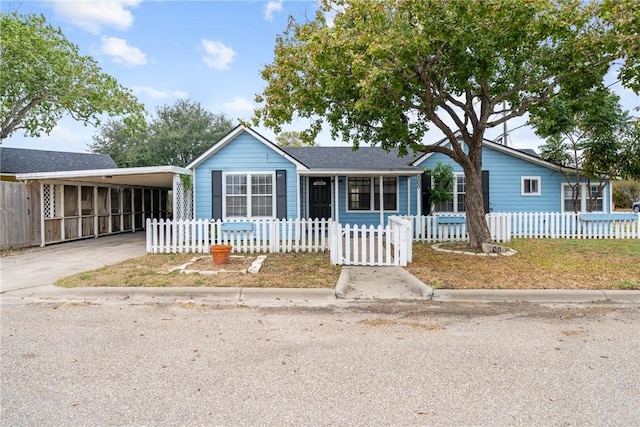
[210,244,233,265]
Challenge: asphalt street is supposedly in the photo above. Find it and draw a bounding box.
[2,300,639,426]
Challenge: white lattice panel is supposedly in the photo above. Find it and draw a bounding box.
[174,178,193,219]
[43,184,62,218]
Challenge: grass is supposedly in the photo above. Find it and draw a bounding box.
[55,239,640,290]
[55,251,342,289]
[406,238,640,290]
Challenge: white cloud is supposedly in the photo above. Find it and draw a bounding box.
[201,39,236,70]
[264,1,283,21]
[223,97,254,113]
[101,37,147,66]
[50,0,142,33]
[133,86,188,99]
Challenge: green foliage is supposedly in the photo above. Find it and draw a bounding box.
[424,162,454,215]
[613,180,640,209]
[0,12,145,140]
[89,99,234,167]
[275,130,316,147]
[253,0,636,246]
[531,87,639,212]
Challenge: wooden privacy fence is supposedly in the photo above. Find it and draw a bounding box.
[0,181,41,249]
[146,217,330,254]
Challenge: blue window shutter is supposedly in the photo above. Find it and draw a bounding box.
[276,170,287,219]
[482,170,490,213]
[211,170,222,219]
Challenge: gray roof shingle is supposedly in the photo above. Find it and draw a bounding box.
[281,146,422,171]
[0,147,117,174]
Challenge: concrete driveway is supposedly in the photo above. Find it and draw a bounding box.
[0,232,146,294]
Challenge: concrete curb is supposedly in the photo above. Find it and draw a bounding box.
[2,285,638,307]
[401,270,434,299]
[334,269,350,299]
[432,289,640,304]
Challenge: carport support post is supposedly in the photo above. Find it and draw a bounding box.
[39,183,45,247]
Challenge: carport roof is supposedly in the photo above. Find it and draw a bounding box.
[16,166,191,189]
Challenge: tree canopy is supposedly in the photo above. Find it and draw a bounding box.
[0,12,145,141]
[254,0,638,247]
[275,130,317,147]
[90,99,234,167]
[531,87,638,212]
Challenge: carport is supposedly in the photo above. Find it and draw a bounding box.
[16,166,192,246]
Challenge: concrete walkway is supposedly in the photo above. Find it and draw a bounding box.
[1,233,638,306]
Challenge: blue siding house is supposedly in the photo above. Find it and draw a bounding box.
[412,134,612,215]
[186,125,612,226]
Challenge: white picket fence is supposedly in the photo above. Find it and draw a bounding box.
[329,216,413,266]
[409,213,511,243]
[146,217,330,254]
[508,212,640,239]
[146,212,639,266]
[408,212,640,242]
[146,216,413,266]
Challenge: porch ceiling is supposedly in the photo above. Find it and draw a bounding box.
[16,166,191,189]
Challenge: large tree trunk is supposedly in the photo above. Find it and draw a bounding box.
[464,165,491,247]
[462,150,491,248]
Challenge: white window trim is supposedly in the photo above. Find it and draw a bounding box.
[345,176,399,213]
[521,176,541,196]
[222,171,276,219]
[433,173,465,213]
[560,183,606,213]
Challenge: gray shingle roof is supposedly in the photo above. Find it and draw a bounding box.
[0,147,117,174]
[281,146,422,171]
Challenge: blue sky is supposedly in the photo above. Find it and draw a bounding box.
[2,0,638,154]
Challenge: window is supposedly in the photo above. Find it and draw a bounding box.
[522,177,541,196]
[224,173,273,218]
[589,185,604,212]
[347,177,398,211]
[562,184,605,212]
[434,174,466,213]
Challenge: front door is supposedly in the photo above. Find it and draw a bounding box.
[309,177,331,219]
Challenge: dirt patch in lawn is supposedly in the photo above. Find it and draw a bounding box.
[56,251,341,289]
[164,255,256,273]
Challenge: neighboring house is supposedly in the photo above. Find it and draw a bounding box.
[187,125,613,227]
[0,147,117,181]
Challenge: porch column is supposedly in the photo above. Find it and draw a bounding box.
[334,176,339,223]
[172,174,178,219]
[407,177,411,216]
[417,177,421,216]
[379,175,384,225]
[296,174,301,219]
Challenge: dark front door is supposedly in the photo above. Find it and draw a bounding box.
[309,177,331,219]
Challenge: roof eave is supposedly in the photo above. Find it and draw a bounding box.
[16,165,192,181]
[299,169,424,177]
